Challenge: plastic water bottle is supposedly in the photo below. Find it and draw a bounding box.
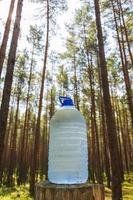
[48,96,88,184]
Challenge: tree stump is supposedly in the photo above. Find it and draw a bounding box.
[35,181,105,200]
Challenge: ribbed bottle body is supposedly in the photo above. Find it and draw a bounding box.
[48,107,88,184]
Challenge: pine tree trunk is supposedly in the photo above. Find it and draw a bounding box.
[110,93,124,181]
[117,0,133,68]
[73,55,79,110]
[98,63,111,189]
[49,88,55,118]
[30,0,49,195]
[0,0,23,166]
[117,102,129,172]
[122,106,133,164]
[111,0,133,128]
[0,0,16,77]
[0,106,14,183]
[93,0,123,199]
[87,54,103,184]
[7,91,20,186]
[39,100,48,181]
[118,12,133,129]
[100,95,111,188]
[18,49,33,185]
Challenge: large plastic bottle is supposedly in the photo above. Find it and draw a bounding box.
[48,96,88,184]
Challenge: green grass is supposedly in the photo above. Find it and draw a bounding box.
[105,173,133,199]
[0,185,32,200]
[0,173,132,199]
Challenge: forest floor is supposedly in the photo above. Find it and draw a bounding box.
[0,174,132,199]
[0,185,32,200]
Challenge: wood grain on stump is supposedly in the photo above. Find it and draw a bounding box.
[35,181,105,200]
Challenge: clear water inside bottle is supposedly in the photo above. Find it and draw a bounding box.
[48,106,88,184]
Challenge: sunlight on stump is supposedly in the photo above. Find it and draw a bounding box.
[35,181,105,200]
[35,97,105,200]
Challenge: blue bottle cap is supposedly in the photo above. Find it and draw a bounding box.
[59,96,74,107]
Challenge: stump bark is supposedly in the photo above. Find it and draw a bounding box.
[35,181,105,200]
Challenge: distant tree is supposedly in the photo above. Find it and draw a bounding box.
[18,25,43,185]
[56,65,69,96]
[30,0,67,194]
[110,0,133,128]
[74,5,103,183]
[29,0,50,194]
[6,53,27,186]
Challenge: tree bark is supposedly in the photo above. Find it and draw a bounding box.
[86,53,103,184]
[0,0,23,166]
[73,55,79,110]
[35,181,105,200]
[6,90,20,186]
[18,47,34,185]
[100,94,111,188]
[93,0,123,199]
[0,0,16,78]
[0,105,14,183]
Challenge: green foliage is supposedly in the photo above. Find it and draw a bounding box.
[27,25,43,53]
[56,65,69,93]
